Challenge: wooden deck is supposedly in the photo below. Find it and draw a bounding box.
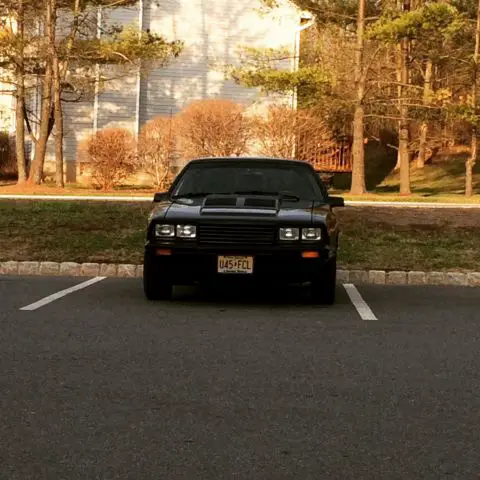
[298,142,352,173]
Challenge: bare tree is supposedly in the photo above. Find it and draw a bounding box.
[416,59,433,169]
[467,0,480,197]
[253,105,333,159]
[350,0,367,195]
[15,0,27,183]
[48,0,64,187]
[23,0,183,185]
[397,0,411,195]
[28,3,53,185]
[138,116,176,189]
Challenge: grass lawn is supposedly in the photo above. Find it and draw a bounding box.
[339,193,480,203]
[0,181,157,197]
[333,146,480,202]
[0,201,150,265]
[339,212,480,272]
[1,200,479,272]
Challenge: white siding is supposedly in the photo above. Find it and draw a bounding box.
[0,82,15,132]
[96,65,138,131]
[0,16,16,133]
[46,6,141,169]
[57,0,299,173]
[139,0,298,123]
[97,6,140,132]
[63,99,95,162]
[44,85,96,173]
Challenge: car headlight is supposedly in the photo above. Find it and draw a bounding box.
[302,227,322,241]
[176,224,197,238]
[155,224,175,237]
[279,227,300,241]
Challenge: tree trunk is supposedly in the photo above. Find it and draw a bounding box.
[393,19,402,173]
[350,0,367,195]
[417,122,428,168]
[417,59,433,169]
[15,0,27,183]
[467,134,476,197]
[50,0,64,187]
[53,61,64,187]
[28,0,53,185]
[28,39,53,184]
[467,0,480,197]
[351,105,366,194]
[398,0,411,195]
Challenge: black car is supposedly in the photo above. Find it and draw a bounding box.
[143,157,345,304]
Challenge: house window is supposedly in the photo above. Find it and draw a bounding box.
[0,107,8,130]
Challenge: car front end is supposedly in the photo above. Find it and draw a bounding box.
[142,157,344,303]
[145,207,334,287]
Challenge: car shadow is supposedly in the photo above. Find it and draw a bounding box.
[168,283,350,309]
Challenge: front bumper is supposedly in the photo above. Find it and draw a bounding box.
[145,242,331,285]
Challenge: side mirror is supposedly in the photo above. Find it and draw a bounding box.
[328,196,345,208]
[153,192,168,202]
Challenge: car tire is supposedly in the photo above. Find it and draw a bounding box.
[143,251,173,301]
[311,256,337,305]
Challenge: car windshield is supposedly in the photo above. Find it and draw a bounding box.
[171,162,325,201]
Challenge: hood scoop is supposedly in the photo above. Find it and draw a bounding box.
[204,196,238,208]
[244,197,277,209]
[201,195,279,216]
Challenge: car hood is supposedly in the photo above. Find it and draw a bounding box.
[149,195,330,224]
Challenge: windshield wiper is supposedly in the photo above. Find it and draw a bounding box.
[171,192,223,199]
[233,190,301,201]
[172,191,302,201]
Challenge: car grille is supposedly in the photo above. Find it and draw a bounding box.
[198,224,276,246]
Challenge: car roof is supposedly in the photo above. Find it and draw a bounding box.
[186,156,311,167]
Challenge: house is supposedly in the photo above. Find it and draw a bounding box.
[1,0,304,182]
[0,14,15,135]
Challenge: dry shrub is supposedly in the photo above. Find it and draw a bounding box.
[138,116,176,189]
[177,99,251,158]
[83,128,136,190]
[253,106,334,160]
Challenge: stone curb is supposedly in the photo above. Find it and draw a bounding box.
[0,261,479,287]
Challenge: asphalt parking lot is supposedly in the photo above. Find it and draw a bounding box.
[1,275,480,479]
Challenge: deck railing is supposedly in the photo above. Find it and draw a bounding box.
[298,141,353,173]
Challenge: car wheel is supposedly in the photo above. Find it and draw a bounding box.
[143,251,173,301]
[311,256,337,305]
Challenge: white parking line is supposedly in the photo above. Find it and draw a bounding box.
[343,283,378,321]
[20,277,106,311]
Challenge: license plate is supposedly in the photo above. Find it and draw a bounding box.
[217,256,254,274]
